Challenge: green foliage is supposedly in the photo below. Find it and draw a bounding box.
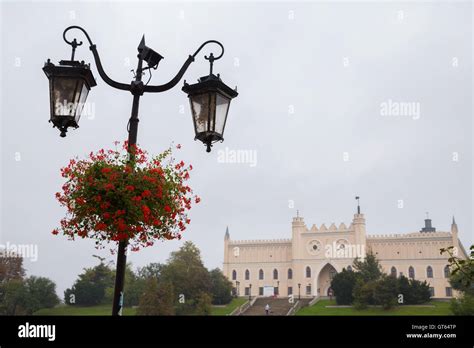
[195,293,212,315]
[450,293,474,315]
[441,245,474,293]
[353,251,382,282]
[397,275,431,305]
[0,279,29,315]
[209,268,233,305]
[373,276,398,310]
[331,268,359,305]
[161,241,211,312]
[137,277,175,315]
[64,262,114,306]
[0,276,60,315]
[353,279,376,309]
[24,276,60,313]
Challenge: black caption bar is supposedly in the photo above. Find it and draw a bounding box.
[0,316,472,346]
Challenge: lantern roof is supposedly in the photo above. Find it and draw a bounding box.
[182,73,238,99]
[43,59,97,88]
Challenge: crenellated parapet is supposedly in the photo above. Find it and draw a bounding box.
[228,238,292,245]
[368,231,452,239]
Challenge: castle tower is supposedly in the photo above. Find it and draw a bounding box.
[451,216,460,251]
[352,197,366,252]
[223,226,230,276]
[420,213,436,232]
[292,210,306,259]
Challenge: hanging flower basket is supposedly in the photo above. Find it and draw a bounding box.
[52,142,200,251]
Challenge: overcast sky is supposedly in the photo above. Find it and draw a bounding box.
[1,0,472,295]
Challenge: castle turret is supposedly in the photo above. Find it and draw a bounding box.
[420,213,436,232]
[353,197,366,251]
[223,226,230,276]
[451,216,460,251]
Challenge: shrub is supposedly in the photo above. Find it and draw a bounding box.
[331,269,359,305]
[373,276,398,310]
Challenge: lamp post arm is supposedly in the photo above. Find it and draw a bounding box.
[143,40,224,93]
[63,26,131,92]
[143,55,194,93]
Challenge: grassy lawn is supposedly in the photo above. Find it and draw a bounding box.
[35,298,247,316]
[34,304,137,316]
[210,297,248,315]
[296,299,453,316]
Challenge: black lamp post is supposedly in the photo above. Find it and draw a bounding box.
[298,283,301,300]
[248,283,252,302]
[43,26,238,316]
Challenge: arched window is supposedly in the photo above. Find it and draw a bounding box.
[390,266,397,277]
[444,265,450,278]
[273,269,278,280]
[245,269,250,280]
[426,266,433,278]
[232,270,237,280]
[259,269,264,280]
[288,268,293,279]
[347,265,353,272]
[306,266,311,278]
[408,266,415,279]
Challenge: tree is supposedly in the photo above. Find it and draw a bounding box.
[0,254,25,283]
[373,276,398,310]
[64,262,114,305]
[441,245,474,293]
[137,277,175,315]
[353,251,382,282]
[24,276,59,313]
[331,269,359,305]
[209,268,233,305]
[161,241,211,314]
[194,293,212,315]
[0,279,29,315]
[353,279,376,309]
[397,275,431,305]
[442,244,474,315]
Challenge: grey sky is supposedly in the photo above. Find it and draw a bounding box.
[1,1,472,296]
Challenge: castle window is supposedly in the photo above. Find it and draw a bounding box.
[259,287,264,296]
[444,265,450,278]
[390,267,397,277]
[306,266,311,278]
[232,270,237,280]
[347,266,353,272]
[288,287,293,296]
[274,286,279,295]
[244,287,250,296]
[445,287,452,297]
[273,269,278,280]
[259,269,264,280]
[408,266,415,279]
[427,266,433,278]
[245,269,250,280]
[429,287,435,297]
[306,284,311,295]
[288,268,293,279]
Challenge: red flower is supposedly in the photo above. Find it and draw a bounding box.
[52,229,59,235]
[126,185,135,191]
[176,144,182,149]
[141,190,152,198]
[164,205,171,213]
[101,167,112,174]
[132,196,142,202]
[195,197,201,204]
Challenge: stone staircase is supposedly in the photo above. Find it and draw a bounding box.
[240,297,312,316]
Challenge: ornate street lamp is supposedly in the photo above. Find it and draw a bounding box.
[182,53,238,152]
[43,39,96,137]
[43,26,238,316]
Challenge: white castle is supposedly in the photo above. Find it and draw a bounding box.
[223,205,469,299]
